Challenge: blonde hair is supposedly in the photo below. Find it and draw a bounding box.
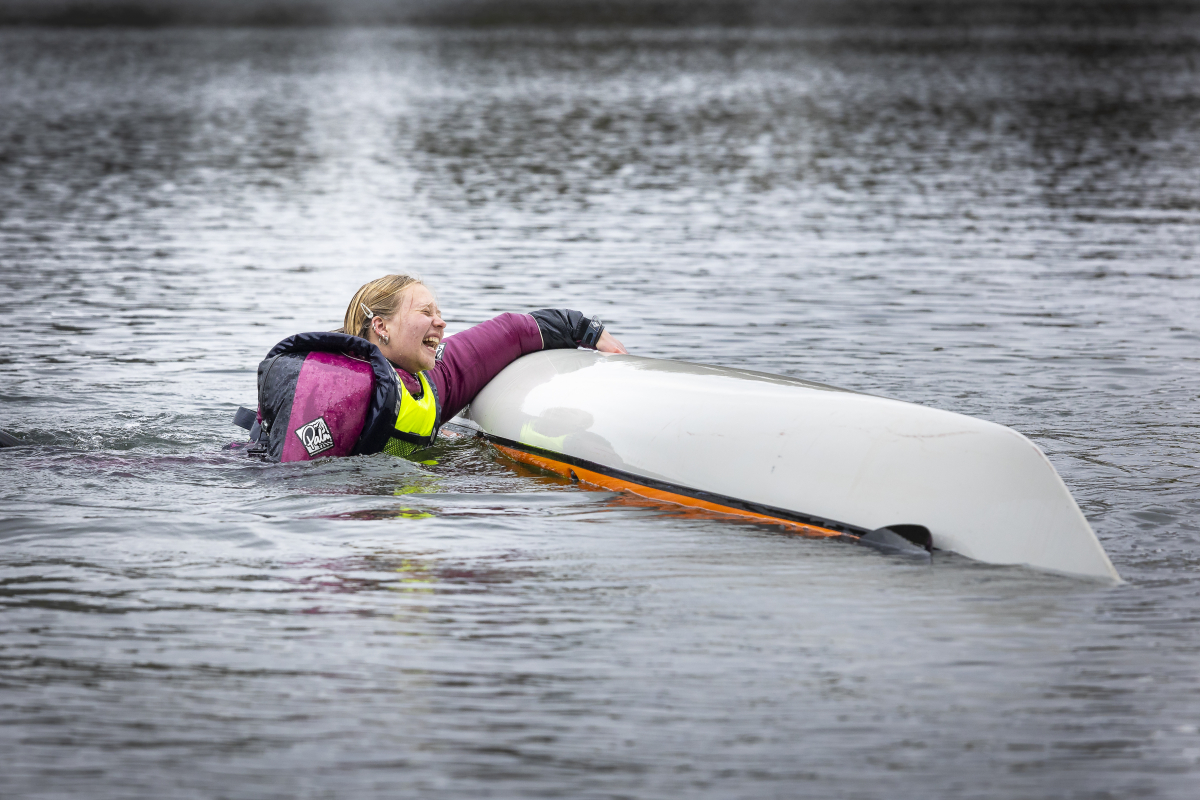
[340,274,425,340]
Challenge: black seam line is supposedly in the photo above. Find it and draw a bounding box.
[389,431,434,445]
[483,434,869,538]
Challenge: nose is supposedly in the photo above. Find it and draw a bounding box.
[432,312,446,331]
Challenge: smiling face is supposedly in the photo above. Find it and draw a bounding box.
[371,283,446,374]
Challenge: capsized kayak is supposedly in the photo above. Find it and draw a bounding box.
[462,350,1119,581]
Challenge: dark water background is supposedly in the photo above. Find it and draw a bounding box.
[2,17,1199,799]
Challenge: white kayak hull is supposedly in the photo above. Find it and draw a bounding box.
[463,350,1119,581]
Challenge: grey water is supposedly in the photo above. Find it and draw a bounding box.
[2,19,1199,800]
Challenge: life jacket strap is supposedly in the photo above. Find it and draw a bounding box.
[233,405,268,444]
[233,406,256,431]
[388,429,434,446]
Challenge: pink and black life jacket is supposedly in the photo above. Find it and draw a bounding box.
[238,332,402,463]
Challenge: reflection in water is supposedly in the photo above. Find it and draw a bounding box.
[333,506,436,520]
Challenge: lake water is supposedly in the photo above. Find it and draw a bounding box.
[2,21,1199,799]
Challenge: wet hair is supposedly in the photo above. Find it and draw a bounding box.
[340,274,425,340]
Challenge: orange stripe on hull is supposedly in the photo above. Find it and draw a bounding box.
[492,443,842,539]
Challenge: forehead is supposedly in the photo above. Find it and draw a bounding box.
[403,284,438,309]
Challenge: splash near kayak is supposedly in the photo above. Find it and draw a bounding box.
[463,350,1120,581]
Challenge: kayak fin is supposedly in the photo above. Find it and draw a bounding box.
[859,525,933,559]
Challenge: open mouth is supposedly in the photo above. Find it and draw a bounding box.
[422,336,440,351]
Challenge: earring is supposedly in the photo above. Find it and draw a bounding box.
[381,335,390,345]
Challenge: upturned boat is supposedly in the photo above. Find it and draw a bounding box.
[459,350,1119,581]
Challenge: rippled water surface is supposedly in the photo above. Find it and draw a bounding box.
[2,22,1199,799]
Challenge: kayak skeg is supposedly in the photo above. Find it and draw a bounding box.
[248,332,400,463]
[463,350,1121,582]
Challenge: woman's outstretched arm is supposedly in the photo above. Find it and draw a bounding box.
[410,310,623,422]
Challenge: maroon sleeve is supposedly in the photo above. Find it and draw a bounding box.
[423,312,545,422]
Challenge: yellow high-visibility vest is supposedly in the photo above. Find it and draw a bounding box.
[383,370,439,458]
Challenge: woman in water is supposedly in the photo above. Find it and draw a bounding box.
[250,274,625,461]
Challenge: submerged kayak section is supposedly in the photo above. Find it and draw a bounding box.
[464,350,1120,581]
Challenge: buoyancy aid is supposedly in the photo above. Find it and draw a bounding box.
[383,370,440,458]
[243,331,441,463]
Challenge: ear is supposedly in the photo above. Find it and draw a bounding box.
[371,316,388,339]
